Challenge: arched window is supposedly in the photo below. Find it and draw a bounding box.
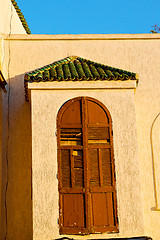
[57,97,118,235]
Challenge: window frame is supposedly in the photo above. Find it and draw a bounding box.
[57,96,118,235]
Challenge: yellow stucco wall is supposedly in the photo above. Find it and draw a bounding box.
[30,83,144,240]
[0,0,26,34]
[1,33,160,240]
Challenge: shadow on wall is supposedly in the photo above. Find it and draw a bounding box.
[1,74,33,240]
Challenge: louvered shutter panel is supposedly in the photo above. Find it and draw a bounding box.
[57,97,118,235]
[87,99,118,233]
[61,149,71,188]
[58,98,86,235]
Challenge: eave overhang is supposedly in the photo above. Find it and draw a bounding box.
[24,56,139,102]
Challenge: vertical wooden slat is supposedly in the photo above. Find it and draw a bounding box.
[61,149,71,188]
[59,193,63,233]
[89,149,100,186]
[82,97,91,232]
[101,148,112,186]
[74,151,84,187]
[57,122,62,190]
[107,192,115,226]
[70,148,75,188]
[89,192,94,233]
[109,123,118,227]
[98,149,103,187]
[57,117,63,232]
[74,168,84,187]
[109,124,115,184]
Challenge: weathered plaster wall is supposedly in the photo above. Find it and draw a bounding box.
[152,114,160,209]
[0,0,26,34]
[0,35,4,239]
[30,86,143,240]
[0,83,8,240]
[1,87,8,240]
[1,33,160,240]
[2,36,32,240]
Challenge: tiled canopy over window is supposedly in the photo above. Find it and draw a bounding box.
[24,56,139,101]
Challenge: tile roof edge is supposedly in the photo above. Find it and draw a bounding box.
[11,0,31,34]
[25,56,139,81]
[24,56,139,102]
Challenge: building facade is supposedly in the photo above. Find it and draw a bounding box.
[1,1,160,240]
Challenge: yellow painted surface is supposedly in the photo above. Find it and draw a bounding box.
[151,113,160,209]
[0,0,26,34]
[31,87,143,240]
[1,33,160,239]
[28,80,137,90]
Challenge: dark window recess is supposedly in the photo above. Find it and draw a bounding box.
[57,97,118,235]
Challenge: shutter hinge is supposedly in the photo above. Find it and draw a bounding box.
[111,130,113,136]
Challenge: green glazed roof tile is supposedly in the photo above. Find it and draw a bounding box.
[74,60,86,79]
[11,0,31,34]
[24,56,139,101]
[63,64,71,79]
[97,67,107,79]
[49,67,57,79]
[90,64,100,79]
[69,62,79,79]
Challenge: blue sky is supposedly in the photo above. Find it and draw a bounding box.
[17,0,160,34]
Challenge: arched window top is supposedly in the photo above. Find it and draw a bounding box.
[57,97,118,235]
[57,97,112,126]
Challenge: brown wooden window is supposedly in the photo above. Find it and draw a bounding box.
[57,97,118,235]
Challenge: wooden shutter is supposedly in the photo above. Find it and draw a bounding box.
[57,98,87,235]
[86,98,118,233]
[57,97,118,235]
